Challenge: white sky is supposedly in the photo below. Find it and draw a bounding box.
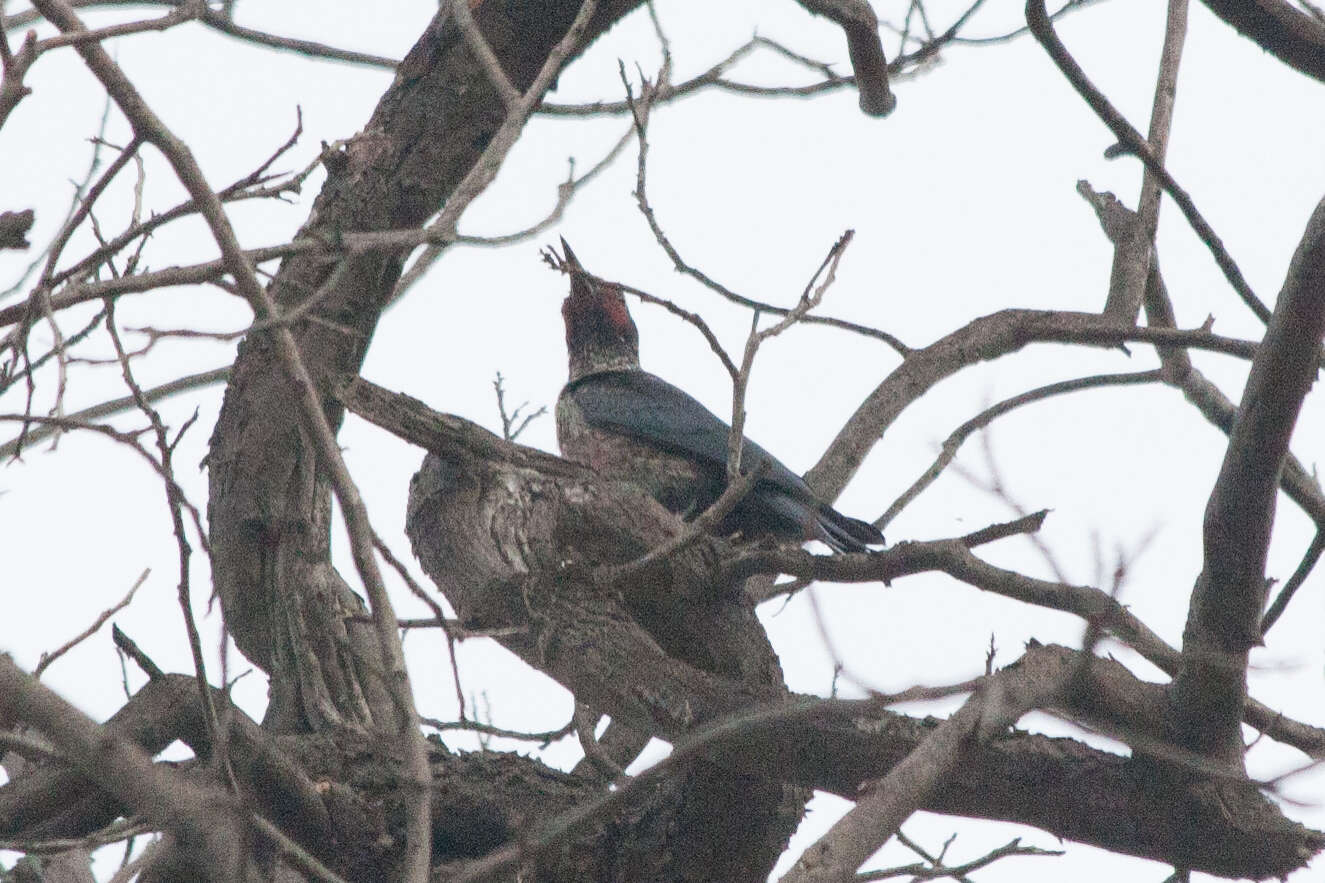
[3,1,1324,880]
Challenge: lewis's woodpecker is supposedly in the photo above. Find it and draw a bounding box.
[554,241,884,553]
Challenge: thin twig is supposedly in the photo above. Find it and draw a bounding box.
[373,531,468,721]
[2,92,114,300]
[26,1,438,872]
[879,370,1162,529]
[450,0,520,109]
[422,715,574,746]
[858,835,1061,880]
[594,461,769,587]
[32,2,201,50]
[248,814,353,883]
[194,6,397,68]
[0,365,228,459]
[728,230,853,478]
[1261,527,1325,634]
[781,656,1068,882]
[619,48,908,356]
[105,301,229,790]
[390,119,636,302]
[0,412,209,548]
[34,568,149,677]
[491,371,545,442]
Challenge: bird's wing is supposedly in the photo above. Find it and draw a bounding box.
[565,370,815,501]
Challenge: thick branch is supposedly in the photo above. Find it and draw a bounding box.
[203,0,644,738]
[331,377,1322,877]
[0,658,244,881]
[1082,189,1325,550]
[1198,0,1325,83]
[25,2,446,875]
[793,0,896,115]
[784,648,1070,882]
[1172,195,1325,761]
[805,308,1257,499]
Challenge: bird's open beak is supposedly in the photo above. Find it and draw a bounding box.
[559,237,583,271]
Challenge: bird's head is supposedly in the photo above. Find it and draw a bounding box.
[557,238,640,380]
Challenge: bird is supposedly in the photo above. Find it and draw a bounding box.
[553,239,884,553]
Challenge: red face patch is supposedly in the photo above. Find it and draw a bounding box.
[598,286,634,336]
[563,282,635,340]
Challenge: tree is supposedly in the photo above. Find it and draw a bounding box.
[2,0,1324,880]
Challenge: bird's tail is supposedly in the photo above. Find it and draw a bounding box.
[814,504,885,554]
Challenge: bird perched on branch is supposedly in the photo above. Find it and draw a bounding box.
[551,239,884,553]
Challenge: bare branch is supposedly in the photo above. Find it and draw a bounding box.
[950,0,1103,45]
[595,461,769,587]
[491,372,545,442]
[0,365,228,459]
[793,0,896,116]
[879,370,1162,530]
[33,568,148,678]
[192,6,397,69]
[112,623,166,681]
[1172,194,1325,762]
[1025,0,1270,324]
[0,817,152,854]
[3,0,398,67]
[1261,527,1325,633]
[857,835,1061,881]
[621,54,907,355]
[450,0,520,110]
[1197,0,1325,83]
[390,119,636,302]
[1102,0,1188,322]
[32,2,200,51]
[729,230,852,478]
[372,530,468,722]
[105,302,224,772]
[782,650,1069,881]
[0,655,245,880]
[41,127,139,283]
[0,29,36,129]
[1081,192,1325,546]
[806,308,1258,502]
[422,715,574,745]
[23,2,435,873]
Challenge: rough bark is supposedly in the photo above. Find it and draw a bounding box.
[204,0,642,732]
[398,407,804,880]
[335,376,1322,880]
[193,2,825,877]
[0,670,809,883]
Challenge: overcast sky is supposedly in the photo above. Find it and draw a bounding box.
[3,1,1324,879]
